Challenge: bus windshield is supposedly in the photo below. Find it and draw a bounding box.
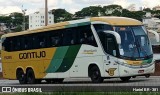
[116,26,152,60]
[93,24,153,60]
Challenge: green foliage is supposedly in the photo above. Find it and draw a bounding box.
[52,9,73,23]
[75,6,103,17]
[14,25,22,32]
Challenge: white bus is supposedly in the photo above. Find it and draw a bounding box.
[1,17,159,84]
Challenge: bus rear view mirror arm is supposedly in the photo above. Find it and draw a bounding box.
[104,31,121,44]
[148,30,160,42]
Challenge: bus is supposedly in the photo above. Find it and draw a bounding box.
[148,30,160,61]
[1,17,159,84]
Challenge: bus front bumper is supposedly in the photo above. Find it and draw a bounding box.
[119,63,155,77]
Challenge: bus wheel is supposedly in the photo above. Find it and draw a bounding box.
[90,66,104,83]
[120,77,131,82]
[26,69,36,84]
[16,69,27,84]
[145,74,150,78]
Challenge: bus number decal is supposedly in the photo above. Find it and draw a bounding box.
[19,51,46,59]
[4,56,12,59]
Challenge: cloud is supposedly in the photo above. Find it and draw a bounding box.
[0,6,22,15]
[141,0,160,8]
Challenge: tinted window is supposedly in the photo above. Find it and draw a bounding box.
[2,25,98,52]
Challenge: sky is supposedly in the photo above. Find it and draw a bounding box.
[0,0,160,15]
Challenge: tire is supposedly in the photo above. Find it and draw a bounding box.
[120,77,131,82]
[16,69,27,84]
[90,66,104,83]
[26,69,36,84]
[145,74,150,78]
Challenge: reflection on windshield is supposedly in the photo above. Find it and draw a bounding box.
[116,26,152,59]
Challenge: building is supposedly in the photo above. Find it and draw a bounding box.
[29,8,54,30]
[153,5,160,11]
[0,23,7,32]
[143,12,160,30]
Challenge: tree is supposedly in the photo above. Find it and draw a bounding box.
[74,6,103,18]
[143,8,152,12]
[9,12,23,25]
[103,5,123,16]
[51,9,73,23]
[14,25,22,32]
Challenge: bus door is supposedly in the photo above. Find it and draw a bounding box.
[102,34,119,77]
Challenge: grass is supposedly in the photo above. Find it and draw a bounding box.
[0,92,160,95]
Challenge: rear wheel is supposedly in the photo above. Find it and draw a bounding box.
[26,69,36,84]
[120,77,131,82]
[89,66,104,83]
[16,69,27,84]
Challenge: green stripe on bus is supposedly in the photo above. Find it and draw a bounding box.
[46,46,69,73]
[65,22,90,28]
[142,58,153,65]
[56,45,81,72]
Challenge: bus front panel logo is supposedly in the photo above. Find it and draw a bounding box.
[106,68,117,76]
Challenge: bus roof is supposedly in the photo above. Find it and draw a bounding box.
[2,16,143,38]
[91,17,142,26]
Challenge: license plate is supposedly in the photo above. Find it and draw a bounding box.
[138,70,144,73]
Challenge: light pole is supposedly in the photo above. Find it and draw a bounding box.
[45,0,48,26]
[22,9,27,31]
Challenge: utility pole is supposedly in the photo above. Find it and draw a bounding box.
[22,5,27,31]
[45,0,48,26]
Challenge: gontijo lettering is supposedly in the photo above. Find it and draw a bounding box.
[19,51,46,59]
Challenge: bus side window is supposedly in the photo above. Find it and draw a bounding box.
[40,37,45,48]
[105,34,118,57]
[48,30,62,47]
[78,25,97,47]
[9,38,14,51]
[23,36,32,50]
[2,37,11,51]
[62,29,72,46]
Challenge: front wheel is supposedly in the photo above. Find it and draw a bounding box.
[90,66,104,83]
[120,77,131,82]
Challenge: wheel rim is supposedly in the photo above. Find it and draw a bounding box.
[28,72,33,82]
[92,70,99,80]
[18,71,24,81]
[20,74,25,81]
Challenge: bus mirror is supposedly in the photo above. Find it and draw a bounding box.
[148,30,159,42]
[104,31,121,44]
[113,50,116,56]
[119,49,124,55]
